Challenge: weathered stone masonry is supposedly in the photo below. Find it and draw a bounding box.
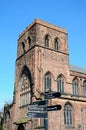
[3,19,86,130]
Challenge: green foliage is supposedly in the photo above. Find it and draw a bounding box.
[0,126,3,130]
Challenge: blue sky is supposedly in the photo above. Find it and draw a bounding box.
[0,0,86,110]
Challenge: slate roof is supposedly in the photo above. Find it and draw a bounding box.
[70,65,86,74]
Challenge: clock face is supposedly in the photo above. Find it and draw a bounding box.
[20,74,30,91]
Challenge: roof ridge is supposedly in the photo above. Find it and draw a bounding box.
[70,64,86,74]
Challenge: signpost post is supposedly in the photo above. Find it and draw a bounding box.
[44,92,61,130]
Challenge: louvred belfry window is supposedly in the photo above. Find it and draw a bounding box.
[45,35,49,47]
[54,38,58,50]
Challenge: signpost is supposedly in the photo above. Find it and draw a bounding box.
[27,91,62,120]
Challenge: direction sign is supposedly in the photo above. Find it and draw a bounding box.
[32,100,46,105]
[46,92,61,99]
[27,112,47,118]
[28,104,45,111]
[47,105,62,111]
[28,104,61,112]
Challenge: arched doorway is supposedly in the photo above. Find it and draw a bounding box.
[17,124,25,130]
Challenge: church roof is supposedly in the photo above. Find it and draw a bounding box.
[70,65,86,74]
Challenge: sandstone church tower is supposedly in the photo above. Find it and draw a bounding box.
[3,19,86,130]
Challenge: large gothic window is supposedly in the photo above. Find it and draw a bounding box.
[83,81,86,96]
[64,103,73,126]
[44,73,51,92]
[57,76,64,93]
[20,66,32,106]
[72,78,78,95]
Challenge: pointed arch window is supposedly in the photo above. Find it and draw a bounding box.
[28,36,31,46]
[44,73,51,92]
[57,76,64,93]
[64,104,73,126]
[20,66,32,106]
[54,38,58,50]
[22,42,25,52]
[45,35,49,47]
[72,78,78,95]
[83,81,86,96]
